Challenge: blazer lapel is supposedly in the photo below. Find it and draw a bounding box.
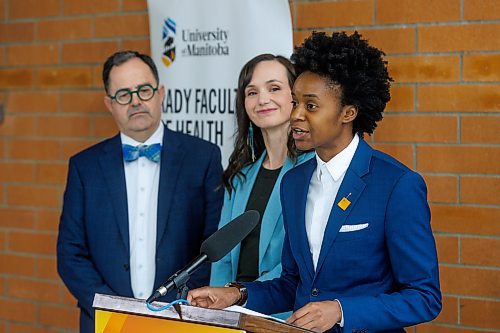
[156,126,185,248]
[100,134,130,252]
[230,153,266,220]
[288,158,316,280]
[314,140,372,275]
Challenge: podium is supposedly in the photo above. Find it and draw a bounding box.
[93,294,313,333]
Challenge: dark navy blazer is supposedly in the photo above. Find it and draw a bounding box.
[57,125,223,332]
[245,139,441,333]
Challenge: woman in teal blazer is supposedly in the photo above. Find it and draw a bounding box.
[210,54,313,300]
[211,151,312,285]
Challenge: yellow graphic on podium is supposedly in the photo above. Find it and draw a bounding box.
[96,309,244,333]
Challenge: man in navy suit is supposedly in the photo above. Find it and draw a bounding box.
[188,32,441,333]
[57,50,223,332]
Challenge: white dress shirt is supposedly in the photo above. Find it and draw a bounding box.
[121,124,163,299]
[305,134,359,270]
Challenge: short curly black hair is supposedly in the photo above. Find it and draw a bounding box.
[291,31,392,135]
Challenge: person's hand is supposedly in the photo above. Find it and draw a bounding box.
[286,300,341,332]
[187,286,240,309]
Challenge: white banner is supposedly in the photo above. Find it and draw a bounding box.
[147,0,293,166]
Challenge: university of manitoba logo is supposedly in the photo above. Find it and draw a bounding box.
[161,18,176,67]
[181,27,230,57]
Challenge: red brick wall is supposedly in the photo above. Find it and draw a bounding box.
[0,0,151,331]
[0,0,498,332]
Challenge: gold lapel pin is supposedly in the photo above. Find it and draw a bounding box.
[337,192,352,211]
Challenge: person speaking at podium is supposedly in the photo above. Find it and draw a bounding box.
[188,31,441,333]
[57,50,223,332]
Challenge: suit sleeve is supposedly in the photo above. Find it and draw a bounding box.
[57,157,115,316]
[188,144,224,289]
[338,171,442,332]
[245,221,298,314]
[255,262,282,282]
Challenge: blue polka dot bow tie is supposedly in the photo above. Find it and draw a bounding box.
[122,143,162,163]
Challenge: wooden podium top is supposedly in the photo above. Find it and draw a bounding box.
[93,294,314,333]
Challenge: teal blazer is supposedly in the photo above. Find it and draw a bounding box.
[211,151,314,287]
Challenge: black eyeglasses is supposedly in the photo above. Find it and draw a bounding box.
[108,83,158,105]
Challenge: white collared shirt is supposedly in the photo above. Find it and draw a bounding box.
[305,134,359,270]
[121,124,163,299]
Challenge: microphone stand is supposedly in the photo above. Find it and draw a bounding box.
[173,270,190,300]
[151,269,190,302]
[147,254,208,303]
[173,253,208,299]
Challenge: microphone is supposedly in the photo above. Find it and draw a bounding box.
[146,210,260,303]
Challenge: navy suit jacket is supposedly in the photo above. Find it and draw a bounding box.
[57,125,223,332]
[245,139,441,333]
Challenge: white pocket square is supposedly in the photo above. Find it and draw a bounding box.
[339,223,369,232]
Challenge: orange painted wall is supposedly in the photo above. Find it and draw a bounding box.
[0,0,498,332]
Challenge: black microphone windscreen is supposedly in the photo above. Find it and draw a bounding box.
[200,210,260,262]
